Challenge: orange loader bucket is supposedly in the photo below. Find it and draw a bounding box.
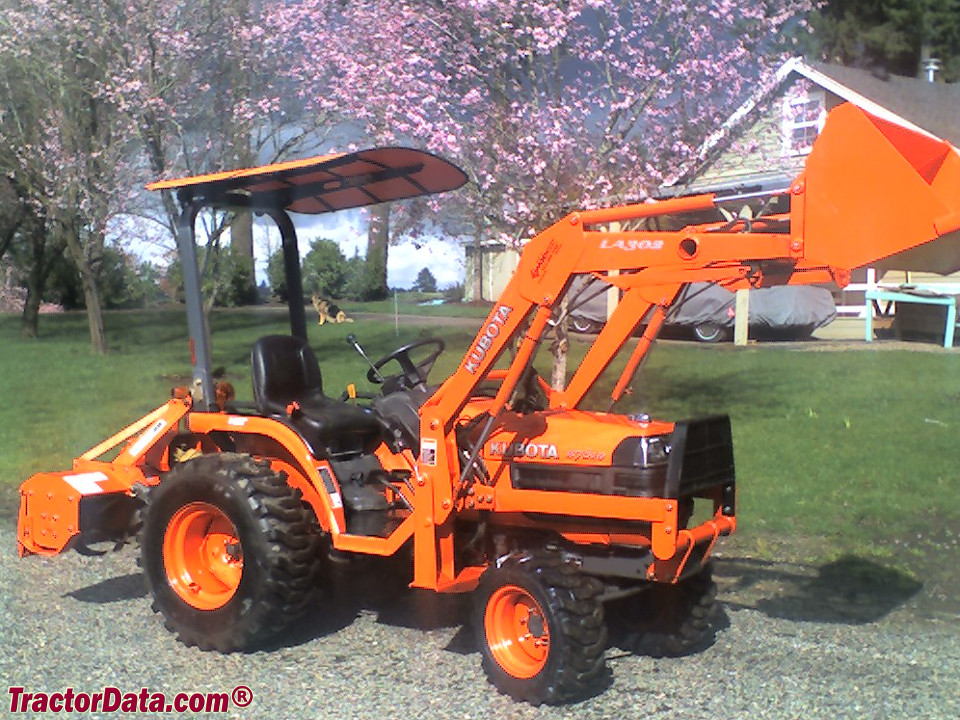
[800,103,960,274]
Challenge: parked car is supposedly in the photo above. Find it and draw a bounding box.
[568,280,836,342]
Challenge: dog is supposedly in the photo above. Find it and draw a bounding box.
[311,294,354,325]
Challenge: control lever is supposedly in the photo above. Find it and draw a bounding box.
[346,333,384,382]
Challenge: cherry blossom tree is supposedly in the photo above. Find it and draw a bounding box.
[0,0,133,348]
[93,0,338,293]
[277,0,810,384]
[0,0,337,348]
[277,2,808,295]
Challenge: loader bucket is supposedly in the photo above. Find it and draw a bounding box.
[801,103,960,274]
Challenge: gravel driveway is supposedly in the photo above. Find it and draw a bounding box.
[2,516,957,720]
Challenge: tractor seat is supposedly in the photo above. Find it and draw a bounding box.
[251,335,382,456]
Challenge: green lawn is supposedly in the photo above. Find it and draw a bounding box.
[0,307,481,486]
[2,307,958,567]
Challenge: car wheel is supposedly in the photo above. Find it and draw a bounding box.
[693,323,727,343]
[571,316,599,334]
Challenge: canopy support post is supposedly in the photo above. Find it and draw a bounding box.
[269,209,307,341]
[177,203,215,411]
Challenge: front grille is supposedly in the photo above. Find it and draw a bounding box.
[509,415,735,501]
[511,464,668,498]
[666,415,736,497]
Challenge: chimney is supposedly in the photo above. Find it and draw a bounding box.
[923,57,941,83]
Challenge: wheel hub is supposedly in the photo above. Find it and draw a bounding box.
[162,502,243,610]
[485,585,550,679]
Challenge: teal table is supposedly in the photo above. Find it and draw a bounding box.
[865,288,957,348]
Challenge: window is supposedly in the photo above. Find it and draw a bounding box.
[781,88,825,157]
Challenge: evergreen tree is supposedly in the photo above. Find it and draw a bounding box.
[413,267,438,293]
[808,0,960,81]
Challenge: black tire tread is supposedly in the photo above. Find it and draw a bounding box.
[476,550,607,705]
[139,452,323,652]
[608,565,719,658]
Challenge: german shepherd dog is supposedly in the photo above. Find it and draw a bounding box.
[311,294,354,325]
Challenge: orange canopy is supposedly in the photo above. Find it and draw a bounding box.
[147,146,468,214]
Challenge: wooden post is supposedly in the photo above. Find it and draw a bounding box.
[734,289,750,346]
[607,223,620,320]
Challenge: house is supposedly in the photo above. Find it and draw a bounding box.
[465,58,960,311]
[670,57,960,195]
[463,239,520,302]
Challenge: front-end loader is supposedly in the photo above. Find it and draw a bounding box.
[16,104,960,704]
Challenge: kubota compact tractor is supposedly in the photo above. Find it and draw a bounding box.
[16,104,960,704]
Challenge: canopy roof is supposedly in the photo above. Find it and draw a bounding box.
[147,146,468,215]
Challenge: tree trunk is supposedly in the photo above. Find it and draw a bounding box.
[20,254,43,338]
[549,295,569,391]
[231,211,257,302]
[366,204,390,300]
[79,267,107,354]
[0,176,24,261]
[63,223,108,355]
[19,219,55,338]
[471,236,483,301]
[20,282,41,338]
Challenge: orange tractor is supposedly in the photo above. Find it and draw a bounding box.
[17,104,960,704]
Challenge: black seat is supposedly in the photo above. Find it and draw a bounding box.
[251,335,382,456]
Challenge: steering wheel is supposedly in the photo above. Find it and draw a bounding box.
[368,338,445,392]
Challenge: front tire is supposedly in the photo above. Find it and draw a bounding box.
[606,565,719,657]
[140,453,323,651]
[473,551,607,705]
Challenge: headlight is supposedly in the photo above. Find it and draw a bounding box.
[639,435,671,466]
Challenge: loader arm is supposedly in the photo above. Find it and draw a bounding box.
[422,101,960,501]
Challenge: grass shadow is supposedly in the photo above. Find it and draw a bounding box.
[714,554,922,624]
[583,366,794,421]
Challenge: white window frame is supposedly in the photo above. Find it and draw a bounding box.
[781,88,826,158]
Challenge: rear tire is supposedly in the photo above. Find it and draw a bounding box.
[606,565,719,657]
[473,551,607,705]
[140,453,323,651]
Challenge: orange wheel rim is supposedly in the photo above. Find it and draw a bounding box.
[163,502,242,610]
[484,584,550,679]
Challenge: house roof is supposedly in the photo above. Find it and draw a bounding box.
[667,57,960,190]
[802,60,960,145]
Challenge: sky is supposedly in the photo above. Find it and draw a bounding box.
[130,209,466,291]
[269,209,465,290]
